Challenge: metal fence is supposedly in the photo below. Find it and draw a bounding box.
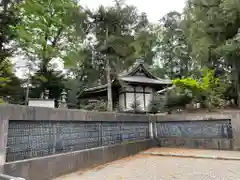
[6,120,149,162]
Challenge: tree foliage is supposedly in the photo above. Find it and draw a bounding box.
[14,0,88,100]
[86,0,153,71]
[0,0,19,61]
[78,1,154,111]
[156,11,191,78]
[183,0,240,105]
[173,68,228,109]
[0,0,20,96]
[3,0,240,111]
[0,59,24,103]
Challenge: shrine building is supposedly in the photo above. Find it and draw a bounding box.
[79,59,172,112]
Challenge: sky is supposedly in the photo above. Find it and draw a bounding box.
[15,0,186,78]
[80,0,186,23]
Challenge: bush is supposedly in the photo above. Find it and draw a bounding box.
[164,87,192,110]
[173,78,203,102]
[83,100,107,111]
[148,95,167,114]
[148,99,160,114]
[0,98,5,104]
[130,99,142,113]
[172,68,228,109]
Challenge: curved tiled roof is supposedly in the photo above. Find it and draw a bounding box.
[118,58,157,79]
[118,76,172,85]
[80,59,172,97]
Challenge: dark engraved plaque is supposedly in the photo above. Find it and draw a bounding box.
[101,122,122,146]
[121,122,149,142]
[7,120,54,161]
[7,120,150,162]
[156,120,232,139]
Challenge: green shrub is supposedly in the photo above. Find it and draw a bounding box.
[148,99,160,114]
[164,87,192,110]
[83,100,107,111]
[172,68,228,109]
[130,100,142,113]
[0,98,5,104]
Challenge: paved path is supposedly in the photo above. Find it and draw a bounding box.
[55,148,240,180]
[142,148,240,160]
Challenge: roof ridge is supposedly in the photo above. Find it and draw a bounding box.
[118,59,146,77]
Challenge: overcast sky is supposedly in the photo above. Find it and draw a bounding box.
[15,0,186,78]
[80,0,186,22]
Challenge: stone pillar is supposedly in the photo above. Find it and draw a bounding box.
[149,121,153,139]
[230,112,240,150]
[154,122,158,138]
[0,116,9,173]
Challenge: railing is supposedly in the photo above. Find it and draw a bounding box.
[0,174,25,180]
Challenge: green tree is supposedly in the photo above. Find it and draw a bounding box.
[30,70,66,103]
[15,0,88,100]
[86,0,151,111]
[0,0,20,94]
[156,11,191,78]
[150,64,166,78]
[173,68,228,109]
[184,0,240,106]
[0,59,24,104]
[65,43,108,108]
[0,0,19,61]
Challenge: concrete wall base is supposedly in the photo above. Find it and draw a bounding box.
[156,138,233,150]
[4,140,154,180]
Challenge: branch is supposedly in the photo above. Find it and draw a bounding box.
[42,20,52,64]
[51,26,64,47]
[192,3,219,8]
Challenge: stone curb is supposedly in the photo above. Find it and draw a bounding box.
[141,152,240,161]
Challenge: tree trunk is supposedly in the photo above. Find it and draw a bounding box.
[106,57,113,111]
[236,73,240,108]
[237,83,240,108]
[24,64,31,105]
[179,58,186,77]
[232,59,240,107]
[105,26,113,111]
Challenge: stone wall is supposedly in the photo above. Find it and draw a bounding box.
[4,140,154,180]
[155,112,240,150]
[1,105,240,155]
[0,105,151,162]
[156,137,233,150]
[1,105,240,179]
[156,120,232,138]
[0,105,153,173]
[0,104,151,122]
[7,120,149,162]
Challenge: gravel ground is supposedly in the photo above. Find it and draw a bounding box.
[55,154,240,180]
